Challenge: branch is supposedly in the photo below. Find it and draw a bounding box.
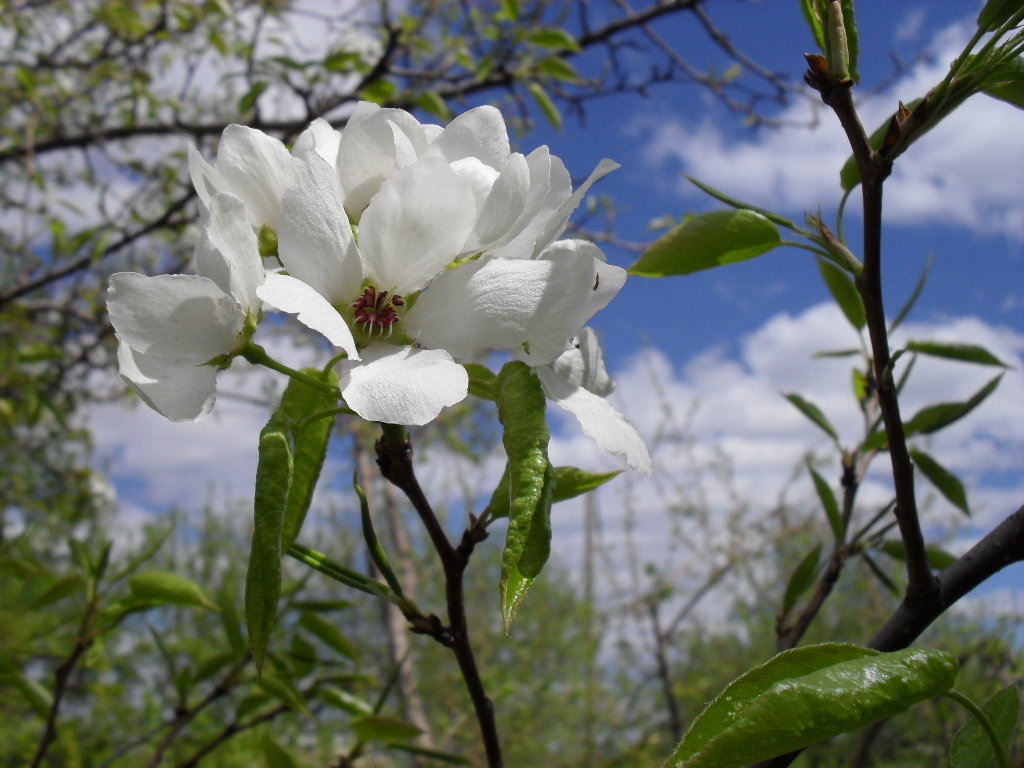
[376,429,502,768]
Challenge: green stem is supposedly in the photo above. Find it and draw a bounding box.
[241,343,342,397]
[942,689,1010,768]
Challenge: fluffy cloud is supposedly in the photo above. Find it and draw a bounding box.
[636,17,1024,239]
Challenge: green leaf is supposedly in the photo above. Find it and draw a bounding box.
[495,362,555,632]
[360,79,396,104]
[902,375,1003,438]
[27,573,84,610]
[128,570,218,610]
[817,258,865,329]
[464,362,496,400]
[977,0,1022,32]
[799,0,827,53]
[239,80,267,113]
[909,448,970,516]
[356,473,405,599]
[552,466,620,502]
[781,544,821,618]
[299,612,358,660]
[416,90,451,121]
[783,393,840,443]
[259,672,309,715]
[630,210,781,277]
[950,685,1019,768]
[808,465,843,541]
[389,743,472,764]
[246,411,294,676]
[280,369,338,550]
[889,253,932,334]
[878,539,957,571]
[318,685,374,716]
[839,0,859,84]
[904,341,1010,368]
[528,82,562,131]
[536,56,580,82]
[665,644,958,768]
[983,56,1024,109]
[351,714,422,743]
[2,669,53,719]
[528,27,581,52]
[261,731,300,768]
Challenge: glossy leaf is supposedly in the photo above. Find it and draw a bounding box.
[808,465,843,541]
[665,644,958,768]
[630,210,780,277]
[246,411,294,676]
[950,685,1019,768]
[783,393,840,443]
[128,570,218,610]
[280,369,338,550]
[910,448,970,516]
[817,258,865,329]
[351,714,422,743]
[781,544,822,618]
[905,341,1009,368]
[495,361,555,632]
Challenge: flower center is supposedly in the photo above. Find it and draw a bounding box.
[352,285,404,334]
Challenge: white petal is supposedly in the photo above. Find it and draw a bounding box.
[293,118,341,166]
[486,147,568,260]
[358,157,477,294]
[535,365,652,475]
[337,107,429,218]
[468,152,529,251]
[548,327,614,396]
[530,158,619,257]
[107,273,244,361]
[257,273,359,360]
[341,343,468,426]
[278,152,363,304]
[214,125,296,228]
[195,193,264,312]
[117,339,218,422]
[188,143,224,216]
[426,105,510,170]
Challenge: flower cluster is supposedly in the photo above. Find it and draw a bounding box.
[107,103,651,474]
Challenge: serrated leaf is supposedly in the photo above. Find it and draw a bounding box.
[817,258,865,329]
[495,362,555,632]
[299,612,358,660]
[781,544,822,618]
[128,570,218,610]
[280,369,338,550]
[246,411,294,676]
[879,539,957,571]
[950,685,1019,768]
[905,341,1009,368]
[528,27,581,52]
[665,644,958,768]
[910,448,970,516]
[630,210,781,277]
[808,465,843,541]
[528,82,562,131]
[351,714,422,743]
[903,375,1003,437]
[783,393,840,443]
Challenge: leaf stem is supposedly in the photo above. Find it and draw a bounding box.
[942,689,1010,768]
[241,342,342,397]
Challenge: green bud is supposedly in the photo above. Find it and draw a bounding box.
[827,0,851,82]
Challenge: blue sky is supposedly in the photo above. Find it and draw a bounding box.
[84,2,1023,629]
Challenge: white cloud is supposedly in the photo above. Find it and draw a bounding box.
[635,16,1024,239]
